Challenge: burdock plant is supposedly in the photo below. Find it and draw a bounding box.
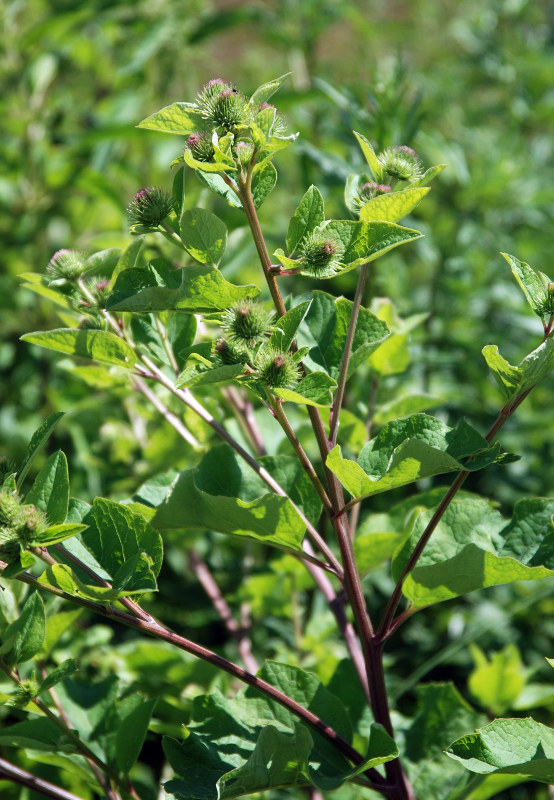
[8,74,554,800]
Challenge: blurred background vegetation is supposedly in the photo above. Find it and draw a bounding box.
[1,0,554,798]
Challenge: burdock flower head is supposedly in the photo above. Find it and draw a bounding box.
[257,349,301,390]
[46,249,87,289]
[0,486,48,554]
[196,79,250,131]
[377,145,423,183]
[298,231,344,277]
[222,299,273,347]
[213,338,250,367]
[359,182,392,203]
[127,187,174,229]
[186,132,215,163]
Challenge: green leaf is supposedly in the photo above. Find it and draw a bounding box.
[196,171,243,208]
[152,470,306,554]
[17,412,65,489]
[373,394,440,427]
[25,450,69,525]
[268,301,312,352]
[446,717,554,782]
[394,495,554,606]
[398,683,484,800]
[184,148,235,173]
[327,415,499,502]
[360,187,430,222]
[296,291,389,380]
[106,259,258,313]
[321,219,423,275]
[274,372,337,407]
[180,208,227,267]
[40,608,83,658]
[108,236,145,291]
[468,645,525,715]
[0,592,45,667]
[168,313,197,370]
[138,102,205,134]
[115,695,157,774]
[31,522,88,547]
[353,131,383,181]
[21,281,72,309]
[251,160,277,208]
[482,345,522,399]
[21,329,136,369]
[368,333,410,376]
[82,498,163,592]
[0,718,77,753]
[37,659,79,694]
[248,73,291,106]
[483,338,554,400]
[175,361,247,389]
[354,531,404,574]
[38,562,145,601]
[286,186,325,256]
[216,724,313,798]
[501,252,549,318]
[410,163,447,187]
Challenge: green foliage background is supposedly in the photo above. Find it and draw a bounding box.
[1,1,554,798]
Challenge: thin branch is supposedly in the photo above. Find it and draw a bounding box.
[5,564,371,774]
[270,398,332,512]
[224,385,267,456]
[377,387,534,639]
[0,756,86,800]
[329,262,369,447]
[132,375,200,449]
[302,542,370,703]
[188,549,259,674]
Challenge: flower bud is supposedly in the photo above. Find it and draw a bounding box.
[196,79,249,131]
[186,132,215,163]
[257,349,300,389]
[0,488,48,553]
[127,187,174,229]
[359,182,392,202]
[299,232,343,276]
[213,338,249,366]
[235,141,255,167]
[46,249,87,288]
[377,145,423,182]
[222,300,273,346]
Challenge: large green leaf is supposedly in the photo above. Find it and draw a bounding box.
[81,498,163,593]
[0,718,77,753]
[296,291,389,380]
[393,495,554,606]
[327,415,500,502]
[0,592,45,667]
[163,661,397,799]
[138,102,205,134]
[152,469,306,554]
[323,219,423,275]
[180,208,227,267]
[268,300,311,352]
[360,187,430,223]
[106,259,258,313]
[286,186,325,256]
[397,683,485,800]
[21,329,136,369]
[25,450,69,525]
[274,372,337,408]
[446,717,554,782]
